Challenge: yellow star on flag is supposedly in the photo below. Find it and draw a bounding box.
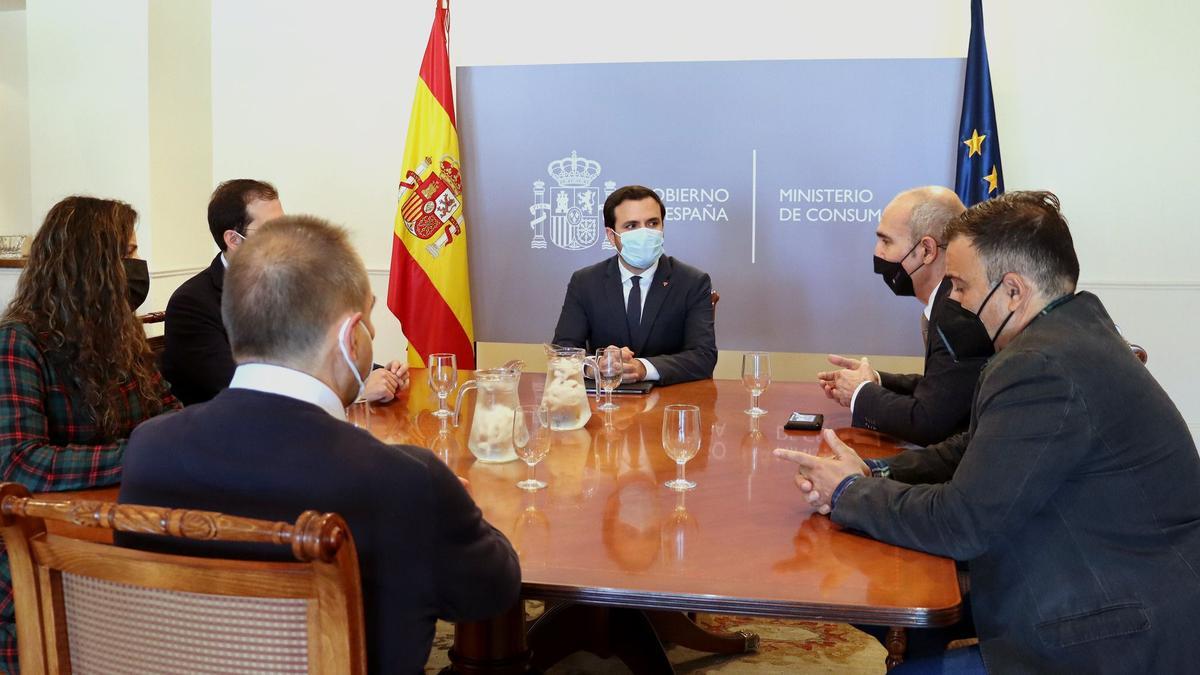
[983,165,1000,194]
[963,129,987,158]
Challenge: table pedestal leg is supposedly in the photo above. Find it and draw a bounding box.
[645,610,760,654]
[885,626,907,670]
[527,605,759,674]
[445,601,530,675]
[527,604,674,674]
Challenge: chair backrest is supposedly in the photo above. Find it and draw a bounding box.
[1129,342,1149,365]
[138,312,166,356]
[0,483,366,674]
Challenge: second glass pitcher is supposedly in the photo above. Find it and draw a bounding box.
[541,345,595,431]
[453,366,522,463]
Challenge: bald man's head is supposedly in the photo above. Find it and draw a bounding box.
[886,186,966,245]
[873,186,965,300]
[223,215,371,366]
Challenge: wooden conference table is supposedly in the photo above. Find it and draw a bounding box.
[49,373,961,672]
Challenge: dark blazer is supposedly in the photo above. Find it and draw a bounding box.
[161,254,235,405]
[834,292,1200,673]
[117,389,521,674]
[552,255,716,386]
[852,279,987,446]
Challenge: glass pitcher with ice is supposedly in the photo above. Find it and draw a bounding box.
[541,345,596,431]
[453,365,523,463]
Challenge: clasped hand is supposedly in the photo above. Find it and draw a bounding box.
[611,346,647,383]
[774,429,869,515]
[816,354,878,407]
[364,360,411,403]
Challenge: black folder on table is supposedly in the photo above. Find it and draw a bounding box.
[584,378,654,395]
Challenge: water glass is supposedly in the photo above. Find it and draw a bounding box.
[428,353,457,418]
[346,398,370,430]
[662,404,701,491]
[595,346,623,411]
[513,404,551,490]
[742,351,771,417]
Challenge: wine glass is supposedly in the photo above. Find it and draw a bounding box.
[662,404,701,491]
[595,346,624,411]
[430,426,458,465]
[742,351,771,417]
[346,398,370,430]
[513,405,551,490]
[428,353,457,418]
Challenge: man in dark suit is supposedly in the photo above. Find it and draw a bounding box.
[819,186,987,446]
[162,179,407,405]
[119,215,521,673]
[552,185,716,386]
[778,192,1200,673]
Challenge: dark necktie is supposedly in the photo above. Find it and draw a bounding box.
[627,275,642,335]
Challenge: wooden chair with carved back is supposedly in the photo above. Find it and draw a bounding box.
[139,311,166,358]
[0,483,366,674]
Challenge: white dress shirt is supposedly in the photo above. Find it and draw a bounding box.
[850,284,939,412]
[617,258,661,382]
[229,363,347,421]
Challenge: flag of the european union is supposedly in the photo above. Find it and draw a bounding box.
[955,0,1004,207]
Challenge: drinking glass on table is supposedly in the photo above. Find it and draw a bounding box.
[595,346,624,411]
[662,404,701,491]
[346,398,370,430]
[742,351,771,417]
[428,353,457,418]
[512,405,552,491]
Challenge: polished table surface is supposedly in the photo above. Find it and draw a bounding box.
[45,373,960,629]
[375,372,961,628]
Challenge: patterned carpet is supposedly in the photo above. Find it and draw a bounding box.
[424,602,887,673]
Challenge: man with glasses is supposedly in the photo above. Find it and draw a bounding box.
[162,179,408,405]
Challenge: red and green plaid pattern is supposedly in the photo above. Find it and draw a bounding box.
[0,323,179,673]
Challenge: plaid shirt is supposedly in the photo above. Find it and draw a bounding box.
[0,323,179,672]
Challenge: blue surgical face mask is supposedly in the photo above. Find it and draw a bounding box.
[616,227,664,269]
[338,317,370,403]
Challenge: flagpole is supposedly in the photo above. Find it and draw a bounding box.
[442,0,450,46]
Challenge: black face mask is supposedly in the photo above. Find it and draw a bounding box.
[936,280,1015,362]
[873,239,927,297]
[123,258,150,311]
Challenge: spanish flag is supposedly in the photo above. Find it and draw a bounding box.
[388,0,475,369]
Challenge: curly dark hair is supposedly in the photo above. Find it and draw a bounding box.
[1,196,169,439]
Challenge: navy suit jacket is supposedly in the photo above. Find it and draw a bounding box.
[851,279,988,446]
[161,254,234,405]
[835,293,1200,672]
[117,389,521,674]
[552,255,716,386]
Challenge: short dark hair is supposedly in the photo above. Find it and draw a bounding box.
[603,185,665,230]
[946,191,1080,296]
[207,179,279,250]
[223,215,371,366]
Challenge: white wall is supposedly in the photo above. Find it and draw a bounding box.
[148,0,214,274]
[0,9,31,234]
[26,0,151,248]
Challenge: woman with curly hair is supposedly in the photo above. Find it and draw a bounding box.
[0,196,180,671]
